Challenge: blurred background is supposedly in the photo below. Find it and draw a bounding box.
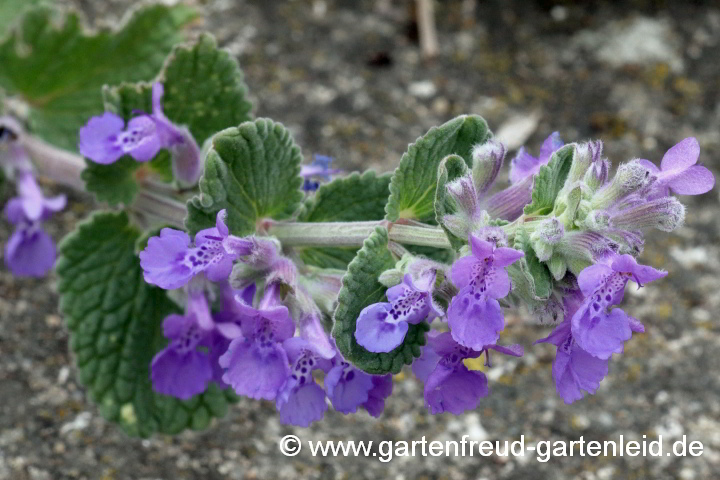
[1,0,719,478]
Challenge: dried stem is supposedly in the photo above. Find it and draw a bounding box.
[416,0,439,59]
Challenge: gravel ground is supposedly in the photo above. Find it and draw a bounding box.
[2,1,720,479]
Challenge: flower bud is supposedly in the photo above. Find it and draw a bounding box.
[471,140,505,196]
[548,255,567,280]
[610,197,685,232]
[566,140,603,185]
[446,175,481,219]
[583,209,610,230]
[378,268,404,287]
[591,160,653,210]
[472,225,509,248]
[530,217,564,261]
[583,156,610,192]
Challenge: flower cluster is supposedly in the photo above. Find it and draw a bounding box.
[132,133,714,422]
[352,133,714,411]
[1,117,66,277]
[139,210,392,426]
[525,136,713,403]
[78,83,202,184]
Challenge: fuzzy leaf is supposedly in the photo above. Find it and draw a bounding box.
[510,226,552,300]
[157,33,253,144]
[297,171,391,268]
[332,227,429,374]
[523,144,575,216]
[81,153,172,206]
[0,4,197,150]
[185,118,304,235]
[56,211,236,437]
[83,33,253,206]
[385,115,491,222]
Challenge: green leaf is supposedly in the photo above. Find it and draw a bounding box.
[158,33,253,145]
[81,152,172,206]
[510,226,552,300]
[523,144,575,216]
[0,0,45,37]
[185,118,304,236]
[83,33,254,206]
[297,171,391,268]
[434,153,471,250]
[300,171,391,222]
[385,115,491,222]
[56,211,236,437]
[0,4,197,150]
[332,227,429,374]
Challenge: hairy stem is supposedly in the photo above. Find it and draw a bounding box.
[20,132,454,249]
[263,220,452,249]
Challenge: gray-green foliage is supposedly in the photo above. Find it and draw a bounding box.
[185,118,304,235]
[385,115,491,222]
[0,4,197,150]
[332,227,429,374]
[56,211,236,437]
[297,171,391,269]
[82,33,254,206]
[523,144,575,216]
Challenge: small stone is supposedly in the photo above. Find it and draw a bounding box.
[655,390,670,405]
[669,246,710,269]
[494,112,540,151]
[28,467,52,480]
[571,414,591,430]
[60,412,92,436]
[408,81,437,99]
[431,97,449,116]
[550,6,568,22]
[58,366,70,385]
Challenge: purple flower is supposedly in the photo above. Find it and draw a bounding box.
[219,284,296,400]
[571,254,666,359]
[509,132,564,184]
[78,83,201,183]
[3,172,65,277]
[447,234,524,350]
[300,154,340,191]
[535,318,609,404]
[639,137,715,198]
[207,282,257,387]
[324,357,392,416]
[12,171,67,221]
[415,332,523,415]
[0,139,33,174]
[151,291,218,399]
[276,337,334,426]
[139,209,251,289]
[361,374,393,417]
[482,133,563,221]
[355,272,444,353]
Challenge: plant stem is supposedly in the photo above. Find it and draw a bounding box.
[20,132,454,249]
[263,220,452,249]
